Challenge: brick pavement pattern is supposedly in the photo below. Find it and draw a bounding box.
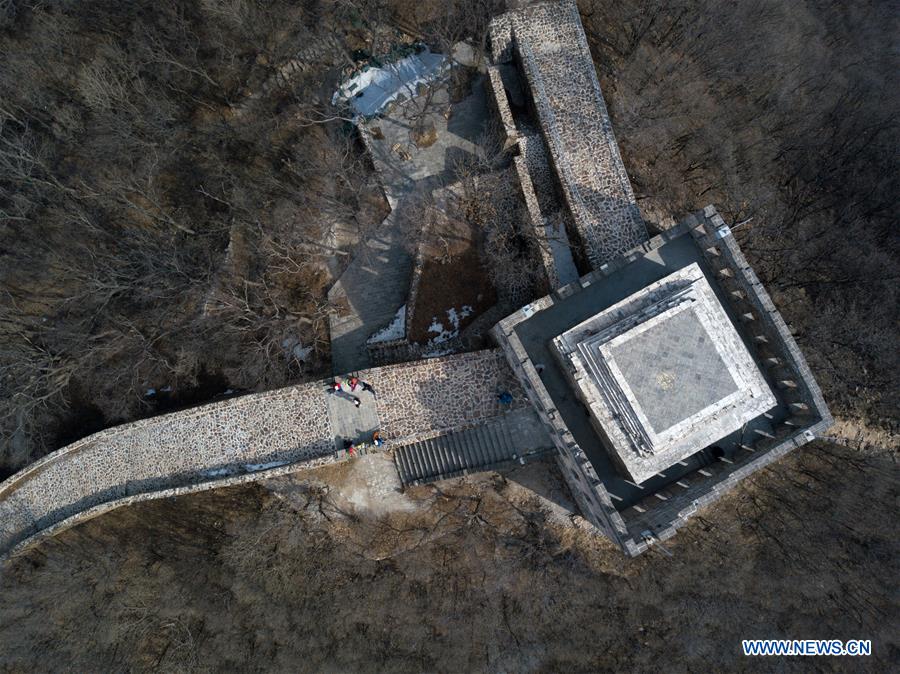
[366,350,527,441]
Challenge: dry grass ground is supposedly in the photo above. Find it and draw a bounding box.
[0,442,895,672]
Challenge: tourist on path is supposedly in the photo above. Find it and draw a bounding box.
[348,376,360,391]
[361,381,376,397]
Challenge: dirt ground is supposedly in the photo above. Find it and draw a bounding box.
[0,442,895,672]
[408,248,497,344]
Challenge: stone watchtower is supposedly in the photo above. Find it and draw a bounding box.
[487,1,832,555]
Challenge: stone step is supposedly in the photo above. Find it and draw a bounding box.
[392,417,532,487]
[468,426,488,466]
[422,438,438,476]
[486,424,504,463]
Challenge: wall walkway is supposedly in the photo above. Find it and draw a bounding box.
[0,349,523,561]
[491,0,648,269]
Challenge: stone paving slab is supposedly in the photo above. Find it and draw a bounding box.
[363,349,527,443]
[0,382,334,556]
[497,0,648,268]
[326,387,379,449]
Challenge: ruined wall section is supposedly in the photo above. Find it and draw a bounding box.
[497,0,649,269]
[485,66,519,151]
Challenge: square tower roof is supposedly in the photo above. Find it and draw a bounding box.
[553,263,776,483]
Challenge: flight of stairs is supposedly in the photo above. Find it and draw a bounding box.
[393,417,551,487]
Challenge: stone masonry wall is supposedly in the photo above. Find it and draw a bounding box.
[492,206,832,555]
[513,152,561,289]
[616,207,834,545]
[1,349,529,560]
[0,382,334,559]
[490,300,633,550]
[2,451,344,563]
[485,66,518,151]
[493,0,649,269]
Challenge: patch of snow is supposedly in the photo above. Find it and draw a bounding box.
[202,467,230,478]
[367,304,406,344]
[144,388,156,397]
[292,343,313,361]
[282,334,313,362]
[160,385,172,393]
[426,305,474,346]
[333,48,449,119]
[424,348,453,358]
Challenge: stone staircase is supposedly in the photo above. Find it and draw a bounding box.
[393,410,553,486]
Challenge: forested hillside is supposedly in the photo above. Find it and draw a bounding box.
[0,1,388,476]
[2,0,895,477]
[0,0,897,671]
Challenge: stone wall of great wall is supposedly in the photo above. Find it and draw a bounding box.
[618,208,833,543]
[0,350,523,560]
[491,295,636,552]
[492,0,649,269]
[1,2,835,562]
[491,207,833,554]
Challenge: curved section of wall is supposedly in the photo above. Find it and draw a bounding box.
[0,349,525,561]
[0,381,333,560]
[1,453,341,562]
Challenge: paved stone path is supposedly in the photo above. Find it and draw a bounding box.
[326,386,379,450]
[0,349,526,559]
[0,383,335,559]
[496,0,648,268]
